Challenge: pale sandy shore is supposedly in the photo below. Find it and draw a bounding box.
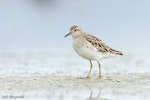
[0,73,150,91]
[0,73,150,100]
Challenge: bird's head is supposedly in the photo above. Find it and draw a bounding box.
[64,25,83,38]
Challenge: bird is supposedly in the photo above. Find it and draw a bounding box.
[64,25,123,78]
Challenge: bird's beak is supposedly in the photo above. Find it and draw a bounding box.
[64,32,71,37]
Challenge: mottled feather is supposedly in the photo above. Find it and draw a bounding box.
[70,25,79,31]
[85,34,123,55]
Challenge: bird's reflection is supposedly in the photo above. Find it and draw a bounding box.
[86,90,110,100]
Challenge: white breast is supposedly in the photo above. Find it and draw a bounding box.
[72,37,100,60]
[72,37,114,60]
[74,46,100,60]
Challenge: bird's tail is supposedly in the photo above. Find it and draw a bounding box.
[109,48,123,55]
[115,51,123,55]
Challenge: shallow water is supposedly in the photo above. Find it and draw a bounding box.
[0,49,150,100]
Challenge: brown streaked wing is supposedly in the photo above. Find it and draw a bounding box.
[85,34,108,53]
[109,48,123,55]
[85,34,123,55]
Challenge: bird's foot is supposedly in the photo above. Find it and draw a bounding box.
[86,76,91,79]
[96,75,103,80]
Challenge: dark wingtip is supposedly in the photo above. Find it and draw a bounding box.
[119,52,123,55]
[116,51,123,55]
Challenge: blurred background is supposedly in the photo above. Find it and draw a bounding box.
[0,1,150,100]
[0,0,150,52]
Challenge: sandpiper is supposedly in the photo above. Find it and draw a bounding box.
[64,25,123,78]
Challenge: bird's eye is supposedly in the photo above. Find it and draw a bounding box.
[74,29,77,31]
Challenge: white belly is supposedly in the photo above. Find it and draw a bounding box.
[73,46,100,60]
[72,37,113,60]
[74,46,115,60]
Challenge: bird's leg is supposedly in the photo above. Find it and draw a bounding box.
[87,60,93,78]
[97,61,102,78]
[90,91,93,98]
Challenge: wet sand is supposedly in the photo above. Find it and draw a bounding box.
[0,73,150,100]
[0,73,150,91]
[0,51,150,100]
